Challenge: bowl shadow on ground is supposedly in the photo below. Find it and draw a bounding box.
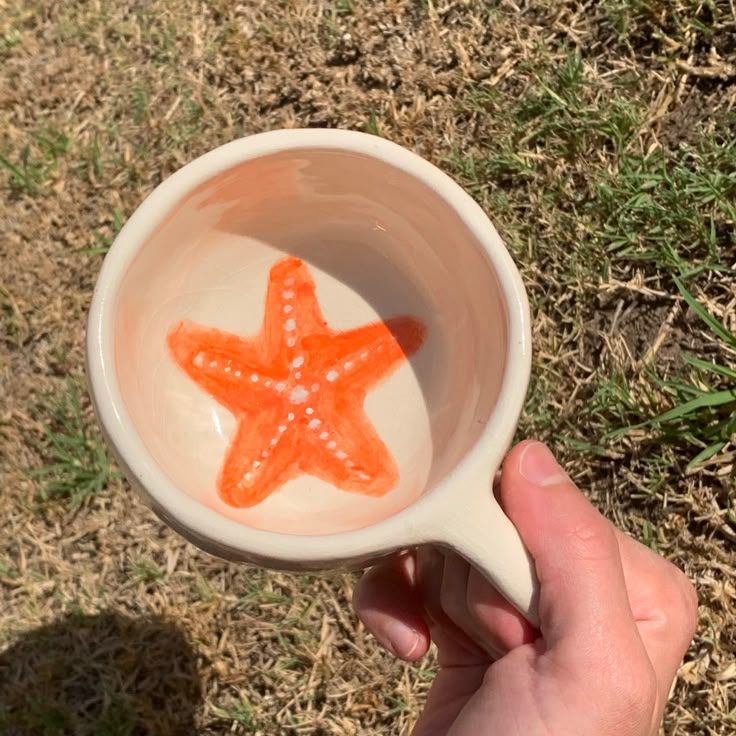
[0,611,202,736]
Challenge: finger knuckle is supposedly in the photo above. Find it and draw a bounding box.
[669,567,699,638]
[606,661,658,723]
[564,517,617,563]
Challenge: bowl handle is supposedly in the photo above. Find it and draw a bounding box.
[425,476,540,627]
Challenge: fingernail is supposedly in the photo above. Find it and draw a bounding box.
[383,619,420,660]
[519,442,569,487]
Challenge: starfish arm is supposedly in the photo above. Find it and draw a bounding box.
[262,257,329,362]
[218,407,301,508]
[301,395,399,498]
[305,316,426,391]
[167,321,276,414]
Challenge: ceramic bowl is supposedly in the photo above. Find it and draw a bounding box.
[86,129,539,622]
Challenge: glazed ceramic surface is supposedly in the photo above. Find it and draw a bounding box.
[87,130,538,621]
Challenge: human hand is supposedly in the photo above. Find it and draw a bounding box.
[352,441,698,735]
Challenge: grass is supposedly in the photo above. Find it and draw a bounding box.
[1,0,735,734]
[449,51,646,283]
[28,380,119,509]
[366,108,382,136]
[453,52,736,275]
[93,697,136,736]
[609,278,736,470]
[0,127,72,196]
[22,696,135,736]
[26,702,73,736]
[595,134,736,271]
[0,613,202,735]
[128,557,165,585]
[81,207,125,255]
[212,697,259,730]
[448,41,735,488]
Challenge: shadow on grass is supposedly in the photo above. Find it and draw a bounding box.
[0,611,202,736]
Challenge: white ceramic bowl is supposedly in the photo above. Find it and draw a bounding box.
[86,129,538,622]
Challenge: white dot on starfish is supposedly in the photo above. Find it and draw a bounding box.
[346,460,355,468]
[285,318,296,332]
[282,290,295,300]
[244,473,253,482]
[225,366,231,373]
[287,412,295,422]
[278,425,287,433]
[357,472,371,481]
[262,451,270,459]
[336,450,348,460]
[275,382,287,392]
[305,407,314,415]
[311,383,319,392]
[344,361,354,370]
[360,352,368,360]
[319,431,329,440]
[250,374,259,382]
[209,361,217,368]
[295,372,302,379]
[289,385,309,404]
[287,337,296,347]
[326,370,339,382]
[283,304,293,314]
[234,370,241,377]
[193,352,205,367]
[253,461,261,468]
[308,418,322,429]
[292,356,304,368]
[270,438,278,447]
[327,440,337,450]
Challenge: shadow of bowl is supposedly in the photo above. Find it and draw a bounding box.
[0,611,202,736]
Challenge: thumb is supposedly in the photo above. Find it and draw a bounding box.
[500,442,643,663]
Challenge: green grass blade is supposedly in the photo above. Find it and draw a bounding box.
[654,377,706,398]
[654,388,736,423]
[558,435,610,456]
[74,247,110,255]
[682,353,736,380]
[0,155,43,194]
[687,441,727,470]
[28,379,118,508]
[675,277,736,350]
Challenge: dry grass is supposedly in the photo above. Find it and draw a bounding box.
[1,0,735,733]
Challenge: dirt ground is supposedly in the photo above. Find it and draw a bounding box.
[1,1,735,734]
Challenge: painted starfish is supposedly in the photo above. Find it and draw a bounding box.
[167,257,426,508]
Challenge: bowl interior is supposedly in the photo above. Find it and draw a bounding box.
[113,148,509,535]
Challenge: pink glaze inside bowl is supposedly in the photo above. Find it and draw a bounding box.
[113,148,508,535]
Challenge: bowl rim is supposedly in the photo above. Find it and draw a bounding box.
[86,128,532,564]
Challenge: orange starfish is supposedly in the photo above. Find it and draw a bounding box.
[167,257,426,508]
